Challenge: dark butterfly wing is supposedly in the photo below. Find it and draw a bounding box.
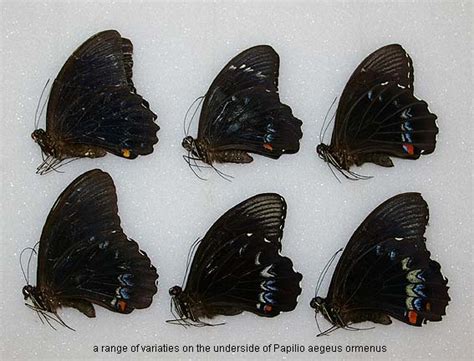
[184,193,302,317]
[332,44,437,163]
[326,193,449,326]
[37,169,158,315]
[198,46,302,158]
[46,30,158,158]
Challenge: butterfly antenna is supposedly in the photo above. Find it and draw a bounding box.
[183,95,205,137]
[319,97,338,143]
[20,244,39,285]
[26,242,39,285]
[34,79,50,130]
[182,238,201,286]
[315,248,343,298]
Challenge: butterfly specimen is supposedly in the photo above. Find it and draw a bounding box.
[32,30,159,175]
[311,193,449,336]
[22,169,158,329]
[317,44,438,179]
[182,45,303,175]
[169,193,302,326]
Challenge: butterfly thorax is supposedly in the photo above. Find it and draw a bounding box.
[311,296,346,327]
[32,128,107,160]
[182,136,253,164]
[22,284,59,314]
[316,143,355,171]
[169,286,212,322]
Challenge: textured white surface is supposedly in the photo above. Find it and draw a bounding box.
[1,1,472,360]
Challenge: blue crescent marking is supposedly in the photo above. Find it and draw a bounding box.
[414,284,427,298]
[413,297,424,311]
[263,292,277,304]
[119,287,130,299]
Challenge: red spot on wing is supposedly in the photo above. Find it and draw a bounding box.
[118,300,127,312]
[263,143,273,151]
[403,143,414,155]
[263,304,273,313]
[408,310,418,324]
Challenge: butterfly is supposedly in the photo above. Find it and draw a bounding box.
[317,44,438,180]
[22,169,158,329]
[32,30,159,175]
[168,193,302,326]
[182,45,303,176]
[311,192,450,336]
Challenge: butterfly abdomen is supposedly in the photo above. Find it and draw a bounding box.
[211,150,254,164]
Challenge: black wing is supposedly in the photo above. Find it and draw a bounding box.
[37,169,158,315]
[198,46,302,158]
[327,193,449,326]
[332,44,437,161]
[185,193,302,316]
[46,30,159,158]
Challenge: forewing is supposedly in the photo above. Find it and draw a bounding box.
[335,44,413,135]
[190,232,302,317]
[198,46,302,157]
[46,30,158,158]
[331,44,435,158]
[335,82,437,159]
[198,45,279,137]
[326,193,449,325]
[184,193,300,314]
[37,169,158,313]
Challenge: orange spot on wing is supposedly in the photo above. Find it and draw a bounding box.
[408,310,418,324]
[118,300,127,312]
[121,149,131,158]
[263,143,273,151]
[426,302,431,311]
[263,304,273,313]
[403,144,414,155]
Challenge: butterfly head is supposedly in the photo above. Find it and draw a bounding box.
[311,296,341,327]
[169,285,182,297]
[22,285,34,301]
[22,284,47,311]
[310,296,326,314]
[169,285,192,320]
[32,129,54,156]
[182,136,201,156]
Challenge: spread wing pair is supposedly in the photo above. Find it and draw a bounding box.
[317,44,438,179]
[32,30,159,175]
[311,193,449,336]
[169,193,302,326]
[182,45,303,172]
[22,169,158,329]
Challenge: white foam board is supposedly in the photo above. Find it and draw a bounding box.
[1,1,472,360]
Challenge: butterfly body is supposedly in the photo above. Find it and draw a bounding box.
[317,45,438,178]
[311,193,449,335]
[169,194,302,325]
[182,136,253,164]
[32,129,107,160]
[183,46,302,169]
[23,169,158,326]
[33,30,159,174]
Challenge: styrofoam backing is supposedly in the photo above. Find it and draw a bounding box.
[1,1,472,360]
